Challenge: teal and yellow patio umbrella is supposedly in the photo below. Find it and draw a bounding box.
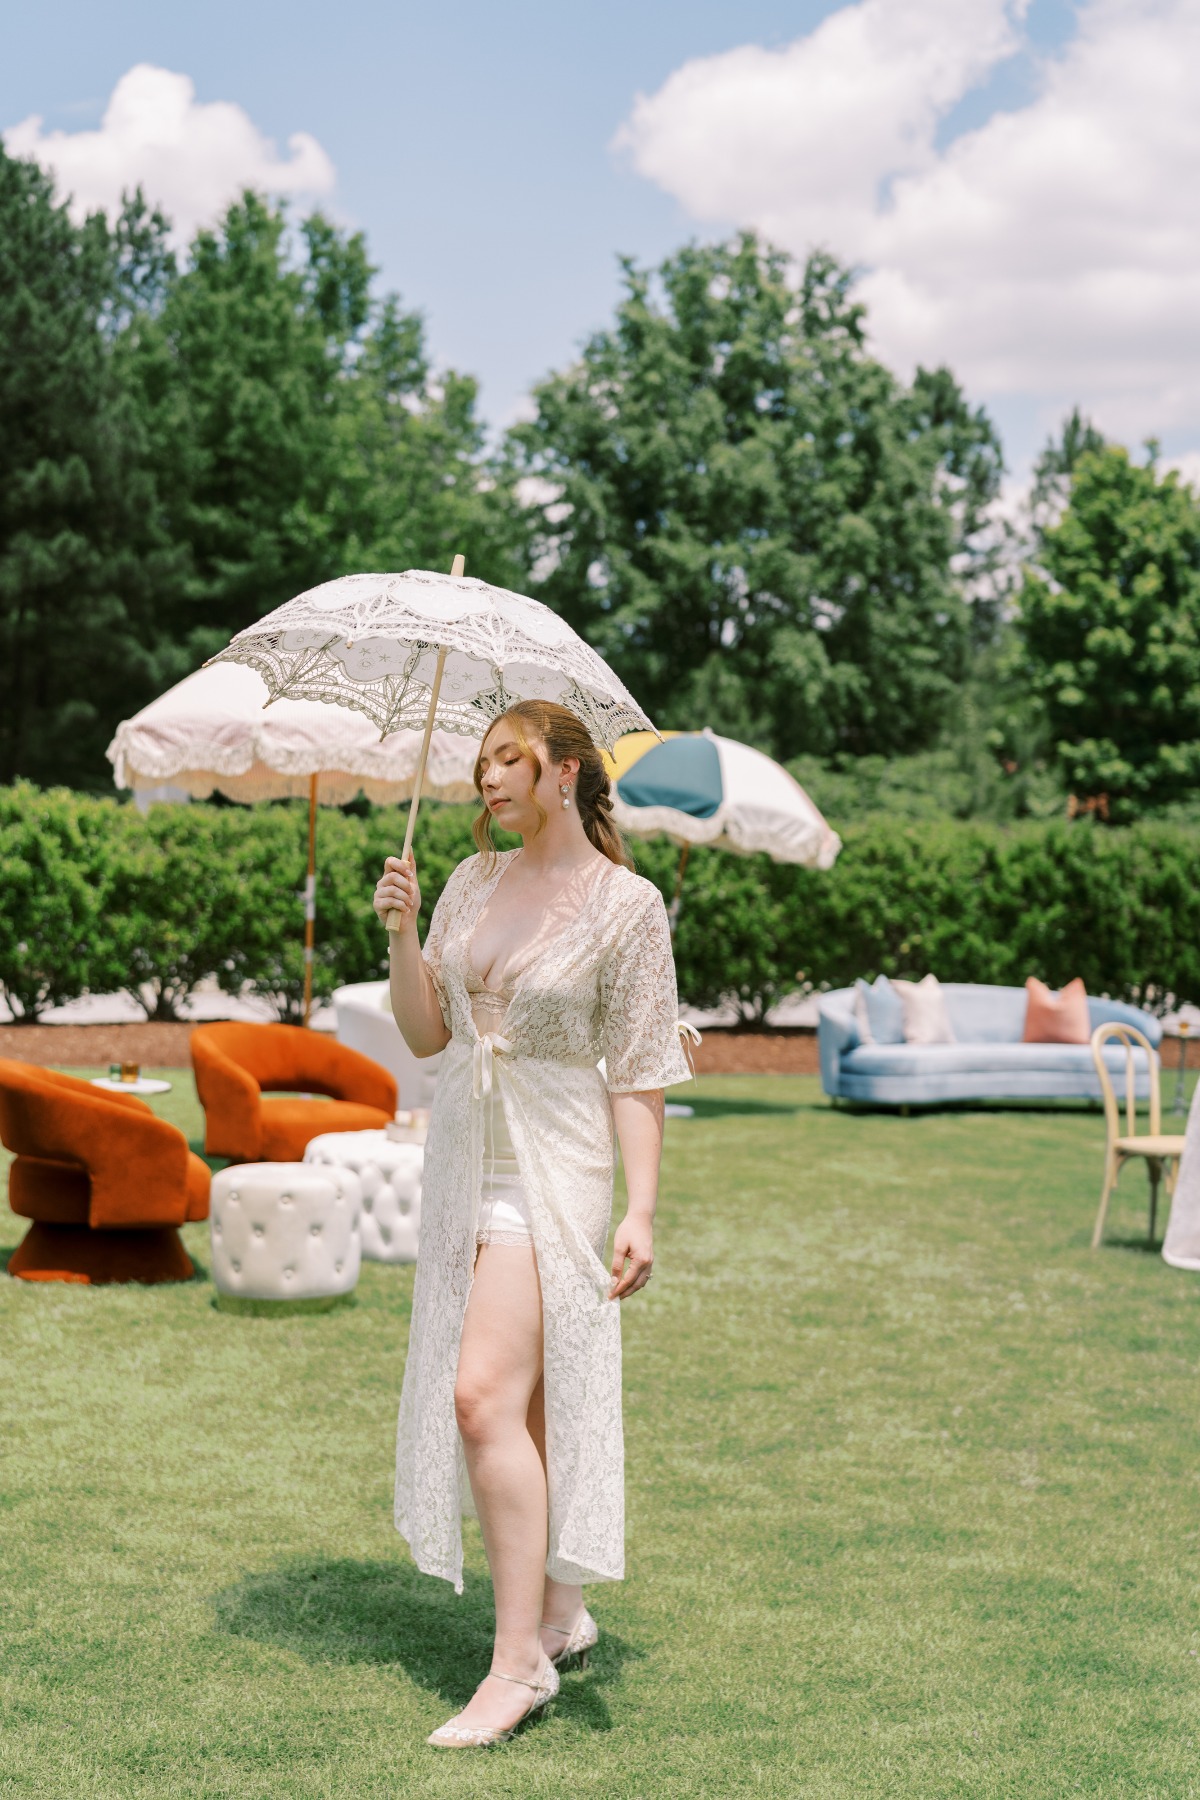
[603,728,840,926]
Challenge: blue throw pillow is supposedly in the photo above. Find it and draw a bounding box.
[854,975,905,1046]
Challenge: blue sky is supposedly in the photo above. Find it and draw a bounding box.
[6,1,1195,481]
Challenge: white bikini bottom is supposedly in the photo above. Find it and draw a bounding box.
[476,1086,534,1249]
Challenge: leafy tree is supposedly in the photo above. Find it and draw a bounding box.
[788,714,1062,828]
[0,150,181,786]
[323,298,530,592]
[124,194,375,668]
[0,160,529,789]
[127,193,529,675]
[1029,406,1107,539]
[506,235,1002,759]
[1016,444,1200,818]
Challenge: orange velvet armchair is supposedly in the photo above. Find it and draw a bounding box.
[0,1060,210,1284]
[190,1022,397,1163]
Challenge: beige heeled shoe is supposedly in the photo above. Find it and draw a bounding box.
[541,1607,599,1670]
[426,1655,559,1749]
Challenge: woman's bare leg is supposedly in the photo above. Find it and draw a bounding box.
[450,1242,549,1731]
[527,1376,585,1655]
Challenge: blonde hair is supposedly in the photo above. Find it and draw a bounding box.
[472,700,632,868]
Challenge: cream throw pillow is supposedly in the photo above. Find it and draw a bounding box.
[891,974,957,1045]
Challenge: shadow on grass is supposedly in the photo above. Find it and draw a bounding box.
[687,1096,805,1120]
[190,1140,229,1175]
[834,1098,1109,1118]
[1104,1232,1162,1256]
[211,1555,637,1727]
[2,1247,212,1285]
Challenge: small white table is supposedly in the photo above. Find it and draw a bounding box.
[90,1077,173,1097]
[304,1129,423,1263]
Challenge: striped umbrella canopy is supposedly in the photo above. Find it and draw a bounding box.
[606,729,840,869]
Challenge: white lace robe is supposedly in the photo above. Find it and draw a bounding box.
[394,849,692,1591]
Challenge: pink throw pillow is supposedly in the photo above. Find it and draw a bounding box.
[1023,976,1090,1044]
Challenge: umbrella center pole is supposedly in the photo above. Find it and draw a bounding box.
[666,840,690,937]
[303,772,318,1027]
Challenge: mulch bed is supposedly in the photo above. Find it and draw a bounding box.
[8,1020,1195,1079]
[690,1029,820,1075]
[0,1019,824,1076]
[0,1023,205,1069]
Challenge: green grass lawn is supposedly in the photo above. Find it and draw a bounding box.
[2,1072,1200,1798]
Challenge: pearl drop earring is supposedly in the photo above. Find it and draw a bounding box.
[560,783,571,810]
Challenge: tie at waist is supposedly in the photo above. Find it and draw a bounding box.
[472,1032,514,1099]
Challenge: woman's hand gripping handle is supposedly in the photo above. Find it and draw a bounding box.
[374,855,422,933]
[375,854,449,1058]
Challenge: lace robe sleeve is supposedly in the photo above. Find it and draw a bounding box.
[421,857,473,1031]
[600,881,693,1093]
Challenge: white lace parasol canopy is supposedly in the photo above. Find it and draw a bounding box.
[206,569,655,751]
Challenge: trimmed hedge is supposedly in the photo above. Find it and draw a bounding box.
[618,819,1200,1020]
[0,788,486,1023]
[0,785,109,1020]
[1,784,1198,1021]
[781,817,1200,1015]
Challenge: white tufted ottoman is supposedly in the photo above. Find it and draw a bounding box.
[209,1163,362,1312]
[303,1130,423,1263]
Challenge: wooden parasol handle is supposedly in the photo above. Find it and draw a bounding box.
[385,553,464,930]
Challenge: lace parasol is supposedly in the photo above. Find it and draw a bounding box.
[206,558,657,928]
[205,567,653,752]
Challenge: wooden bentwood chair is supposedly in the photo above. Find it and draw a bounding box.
[1090,1023,1186,1250]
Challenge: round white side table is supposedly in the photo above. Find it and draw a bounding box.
[90,1077,173,1096]
[304,1129,423,1263]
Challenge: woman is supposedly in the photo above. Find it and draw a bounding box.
[373,699,691,1748]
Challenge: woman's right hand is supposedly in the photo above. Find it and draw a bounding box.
[373,854,422,932]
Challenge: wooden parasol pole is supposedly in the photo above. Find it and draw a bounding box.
[386,552,464,931]
[302,770,318,1025]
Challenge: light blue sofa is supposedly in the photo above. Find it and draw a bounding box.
[818,983,1161,1107]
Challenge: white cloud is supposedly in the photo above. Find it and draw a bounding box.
[616,0,1027,256]
[4,64,335,242]
[616,0,1200,454]
[1166,450,1200,493]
